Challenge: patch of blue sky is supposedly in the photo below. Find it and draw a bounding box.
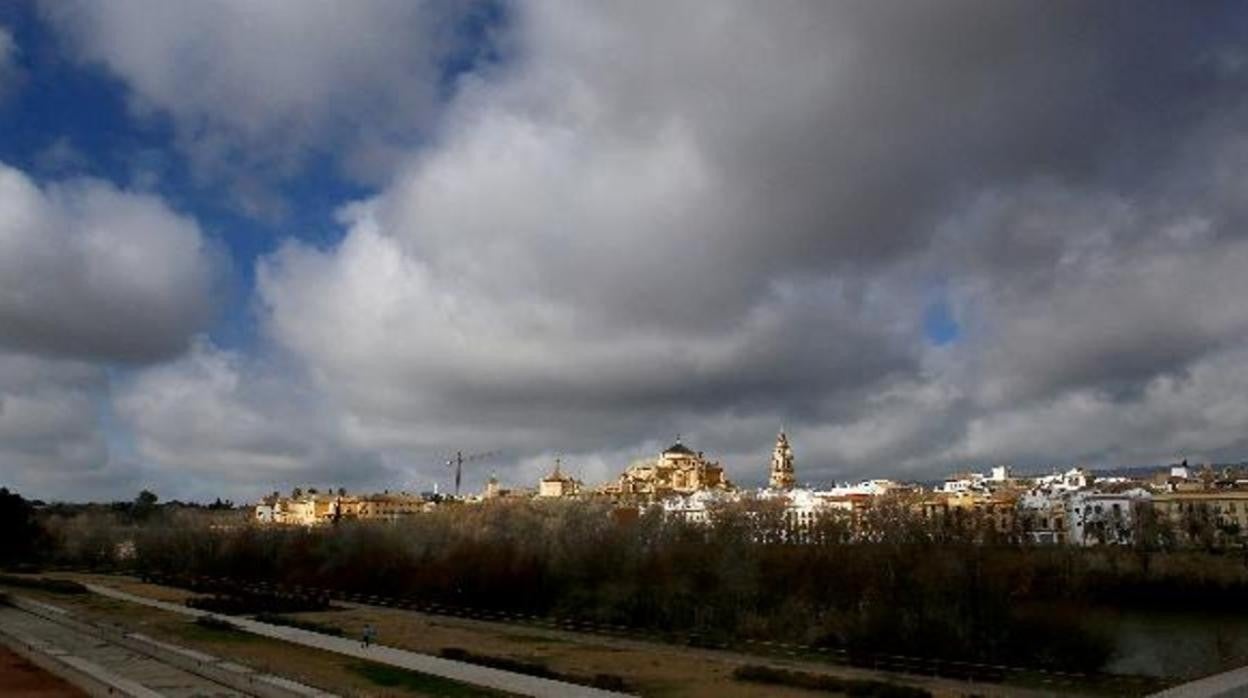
[0,1,512,354]
[922,298,960,346]
[439,0,508,98]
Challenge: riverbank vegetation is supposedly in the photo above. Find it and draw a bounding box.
[9,491,1248,675]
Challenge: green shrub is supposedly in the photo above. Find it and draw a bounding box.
[348,661,509,697]
[439,647,555,678]
[439,647,629,692]
[733,664,931,698]
[194,615,239,632]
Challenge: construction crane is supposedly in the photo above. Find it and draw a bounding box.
[445,450,499,498]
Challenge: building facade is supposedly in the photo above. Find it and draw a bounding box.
[605,440,733,498]
[538,459,581,498]
[768,431,796,490]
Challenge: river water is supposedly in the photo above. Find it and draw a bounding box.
[1098,608,1248,679]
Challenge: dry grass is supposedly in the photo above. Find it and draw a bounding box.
[55,571,198,603]
[0,577,506,697]
[275,601,925,697]
[29,573,996,698]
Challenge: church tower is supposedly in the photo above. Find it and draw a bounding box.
[769,431,795,490]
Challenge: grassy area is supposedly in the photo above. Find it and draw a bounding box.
[733,665,931,698]
[501,632,568,645]
[253,612,345,637]
[348,661,516,697]
[45,574,1107,697]
[170,617,259,644]
[0,574,87,595]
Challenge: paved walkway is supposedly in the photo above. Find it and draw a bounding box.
[85,584,632,698]
[1148,665,1248,697]
[0,605,242,697]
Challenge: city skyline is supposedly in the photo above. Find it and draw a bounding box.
[5,3,1248,502]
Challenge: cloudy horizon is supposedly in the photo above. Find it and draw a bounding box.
[3,2,1248,502]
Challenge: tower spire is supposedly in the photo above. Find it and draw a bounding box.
[768,429,795,490]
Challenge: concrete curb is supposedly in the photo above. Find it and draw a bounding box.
[0,622,162,698]
[1147,665,1248,698]
[9,595,335,698]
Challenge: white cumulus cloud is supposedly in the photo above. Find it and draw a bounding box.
[0,162,223,363]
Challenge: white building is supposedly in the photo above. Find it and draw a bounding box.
[941,473,986,493]
[661,489,732,525]
[1066,489,1150,546]
[823,479,900,497]
[1033,467,1093,492]
[1017,488,1070,544]
[942,466,1015,494]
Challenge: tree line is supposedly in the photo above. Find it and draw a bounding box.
[8,489,1248,674]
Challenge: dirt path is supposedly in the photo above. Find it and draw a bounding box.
[0,643,87,697]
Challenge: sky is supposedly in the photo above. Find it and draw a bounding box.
[4,2,1248,502]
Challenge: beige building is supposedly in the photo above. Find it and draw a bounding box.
[920,490,1018,538]
[349,493,429,519]
[265,493,336,525]
[538,459,581,498]
[256,490,428,525]
[604,440,733,498]
[483,475,504,499]
[1152,490,1248,540]
[481,475,533,500]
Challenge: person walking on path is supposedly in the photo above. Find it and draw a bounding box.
[361,623,376,649]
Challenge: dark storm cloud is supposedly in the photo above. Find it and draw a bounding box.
[240,2,1248,491]
[0,351,131,500]
[15,2,1248,498]
[39,0,496,214]
[251,1,1248,490]
[514,3,1242,278]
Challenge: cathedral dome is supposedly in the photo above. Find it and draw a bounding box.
[663,442,695,456]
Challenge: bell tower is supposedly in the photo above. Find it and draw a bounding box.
[769,431,795,490]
